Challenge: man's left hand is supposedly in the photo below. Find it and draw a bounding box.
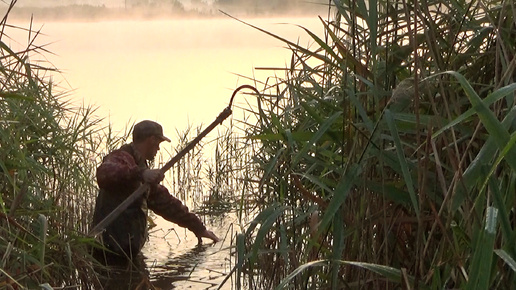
[197,229,220,245]
[142,169,164,184]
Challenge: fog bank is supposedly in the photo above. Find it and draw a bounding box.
[3,0,328,21]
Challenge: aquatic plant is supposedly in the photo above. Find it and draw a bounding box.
[0,1,118,287]
[226,0,516,288]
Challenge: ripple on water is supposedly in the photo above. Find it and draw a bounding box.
[142,212,240,289]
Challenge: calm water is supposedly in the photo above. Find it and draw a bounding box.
[143,212,241,289]
[6,16,322,289]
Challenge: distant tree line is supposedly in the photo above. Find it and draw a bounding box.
[126,0,183,9]
[7,0,322,20]
[220,0,320,15]
[127,0,320,15]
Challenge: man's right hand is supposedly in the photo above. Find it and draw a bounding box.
[142,169,164,184]
[197,229,220,245]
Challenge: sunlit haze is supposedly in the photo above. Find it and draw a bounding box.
[2,0,326,146]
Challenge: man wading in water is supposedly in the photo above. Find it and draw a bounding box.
[92,120,219,261]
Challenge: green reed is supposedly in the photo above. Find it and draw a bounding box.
[0,1,122,286]
[223,0,516,288]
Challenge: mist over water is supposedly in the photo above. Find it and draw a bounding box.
[7,16,323,139]
[7,0,328,21]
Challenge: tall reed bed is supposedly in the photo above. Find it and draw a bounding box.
[161,119,259,222]
[229,0,516,288]
[0,1,116,287]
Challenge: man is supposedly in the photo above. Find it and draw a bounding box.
[92,120,219,259]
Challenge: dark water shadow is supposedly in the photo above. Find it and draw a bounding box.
[96,244,222,289]
[148,243,223,289]
[141,210,240,289]
[97,224,235,288]
[97,209,242,289]
[94,254,151,290]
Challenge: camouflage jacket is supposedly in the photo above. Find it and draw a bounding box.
[91,143,206,257]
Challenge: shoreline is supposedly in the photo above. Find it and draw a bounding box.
[2,4,327,23]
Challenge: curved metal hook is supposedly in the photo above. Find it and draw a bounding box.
[228,84,261,108]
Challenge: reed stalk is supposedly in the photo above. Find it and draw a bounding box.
[0,1,118,286]
[226,0,516,288]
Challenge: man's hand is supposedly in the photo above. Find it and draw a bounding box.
[142,169,164,184]
[197,229,220,245]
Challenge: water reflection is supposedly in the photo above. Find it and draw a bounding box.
[143,211,238,289]
[149,244,221,289]
[98,212,236,289]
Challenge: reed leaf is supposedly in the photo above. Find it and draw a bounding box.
[467,206,498,290]
[274,260,328,290]
[344,261,412,285]
[494,249,516,273]
[488,174,516,257]
[431,78,516,142]
[275,259,416,289]
[292,111,342,167]
[449,95,516,211]
[443,71,516,168]
[317,163,360,238]
[385,109,419,217]
[330,211,344,290]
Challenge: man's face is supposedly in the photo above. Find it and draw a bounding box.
[144,135,163,160]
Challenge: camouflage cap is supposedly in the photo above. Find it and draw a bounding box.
[133,120,171,142]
